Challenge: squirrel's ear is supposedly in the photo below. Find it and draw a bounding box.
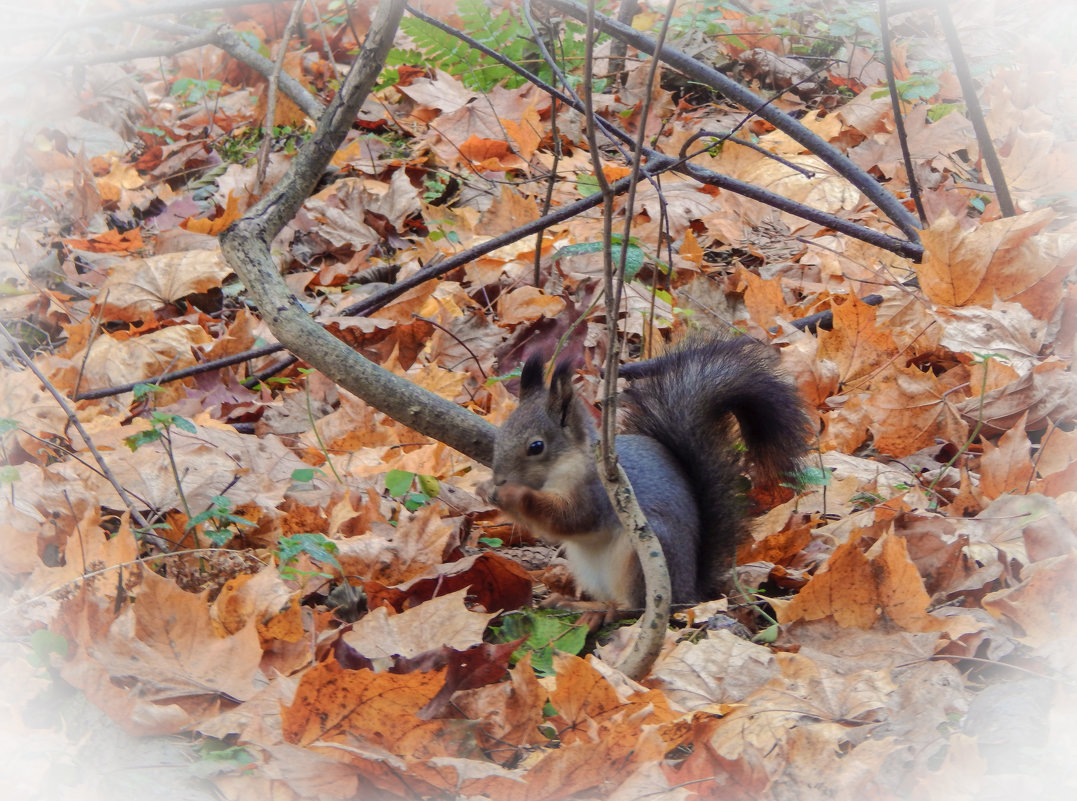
[548,359,577,425]
[519,354,546,399]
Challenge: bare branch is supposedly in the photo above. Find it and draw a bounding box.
[219,0,498,465]
[539,0,924,244]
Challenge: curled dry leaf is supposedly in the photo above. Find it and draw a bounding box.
[98,249,233,316]
[342,588,495,659]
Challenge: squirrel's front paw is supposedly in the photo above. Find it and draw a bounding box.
[477,479,529,512]
[489,481,530,513]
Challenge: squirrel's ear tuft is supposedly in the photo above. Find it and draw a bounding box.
[548,359,577,424]
[519,354,546,398]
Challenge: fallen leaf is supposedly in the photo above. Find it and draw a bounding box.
[774,531,945,632]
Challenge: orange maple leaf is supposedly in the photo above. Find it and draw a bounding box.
[63,228,144,253]
[183,192,241,235]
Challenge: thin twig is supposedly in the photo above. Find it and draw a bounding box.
[4,548,270,618]
[936,1,1015,217]
[0,323,150,531]
[540,0,924,242]
[607,0,675,442]
[257,0,305,189]
[879,0,927,225]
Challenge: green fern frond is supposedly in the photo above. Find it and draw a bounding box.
[383,1,611,93]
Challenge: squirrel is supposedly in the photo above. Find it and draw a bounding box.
[485,337,811,608]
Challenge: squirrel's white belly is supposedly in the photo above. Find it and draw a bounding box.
[561,526,636,605]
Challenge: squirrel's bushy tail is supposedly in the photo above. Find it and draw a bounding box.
[621,338,811,591]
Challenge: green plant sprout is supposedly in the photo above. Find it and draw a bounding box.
[124,408,198,527]
[185,495,255,547]
[489,608,587,677]
[298,368,342,483]
[385,469,440,512]
[276,533,342,583]
[170,77,223,105]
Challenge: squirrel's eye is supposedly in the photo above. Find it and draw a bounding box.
[527,440,545,456]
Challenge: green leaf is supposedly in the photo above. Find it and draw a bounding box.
[195,737,255,770]
[277,533,340,571]
[124,429,162,451]
[291,467,324,483]
[172,416,197,434]
[403,492,431,512]
[417,474,440,498]
[753,623,779,644]
[798,466,832,486]
[385,469,415,497]
[204,528,235,546]
[478,537,503,548]
[0,464,19,484]
[27,629,68,668]
[554,239,646,280]
[575,173,600,197]
[490,608,587,676]
[928,102,961,122]
[132,382,163,401]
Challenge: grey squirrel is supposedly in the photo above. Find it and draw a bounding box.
[486,338,811,607]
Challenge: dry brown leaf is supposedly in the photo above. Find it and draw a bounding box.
[477,183,540,237]
[956,359,1077,435]
[78,324,212,397]
[919,209,1073,319]
[48,413,309,517]
[397,70,477,113]
[457,134,525,170]
[499,103,543,161]
[58,567,264,735]
[14,509,139,622]
[497,286,566,324]
[334,502,454,586]
[648,629,778,711]
[864,363,969,457]
[183,191,241,235]
[739,267,793,327]
[982,553,1077,666]
[211,566,297,638]
[775,531,944,632]
[817,294,900,386]
[452,652,548,750]
[99,249,232,315]
[937,302,1045,373]
[980,414,1035,499]
[0,369,69,460]
[407,361,471,402]
[342,588,495,659]
[280,656,445,748]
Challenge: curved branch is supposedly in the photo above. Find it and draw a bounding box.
[220,0,496,466]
